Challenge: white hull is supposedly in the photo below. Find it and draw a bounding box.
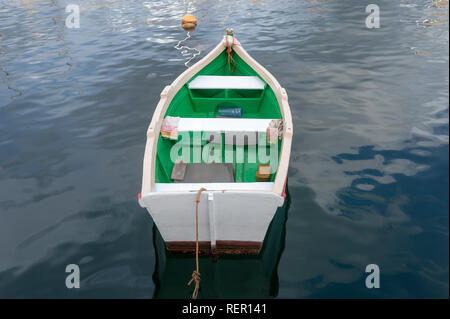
[140,190,284,254]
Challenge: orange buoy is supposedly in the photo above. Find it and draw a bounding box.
[182,14,197,31]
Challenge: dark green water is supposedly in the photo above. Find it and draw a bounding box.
[0,0,448,298]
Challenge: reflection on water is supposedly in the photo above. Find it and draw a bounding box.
[174,31,201,67]
[153,190,290,299]
[0,0,448,298]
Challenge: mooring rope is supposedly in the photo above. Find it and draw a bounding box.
[174,31,201,68]
[187,187,207,299]
[226,31,236,73]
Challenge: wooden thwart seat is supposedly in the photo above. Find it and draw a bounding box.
[188,76,265,90]
[177,118,273,132]
[154,182,275,192]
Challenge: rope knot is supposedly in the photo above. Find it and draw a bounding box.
[187,270,201,299]
[188,270,201,286]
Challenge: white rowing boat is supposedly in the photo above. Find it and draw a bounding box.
[138,29,293,255]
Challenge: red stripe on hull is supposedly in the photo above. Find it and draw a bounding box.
[165,240,262,255]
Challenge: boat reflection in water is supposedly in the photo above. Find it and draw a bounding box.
[152,186,291,299]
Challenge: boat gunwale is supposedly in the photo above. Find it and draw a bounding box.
[140,35,293,205]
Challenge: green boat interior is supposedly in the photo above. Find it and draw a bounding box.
[155,50,283,184]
